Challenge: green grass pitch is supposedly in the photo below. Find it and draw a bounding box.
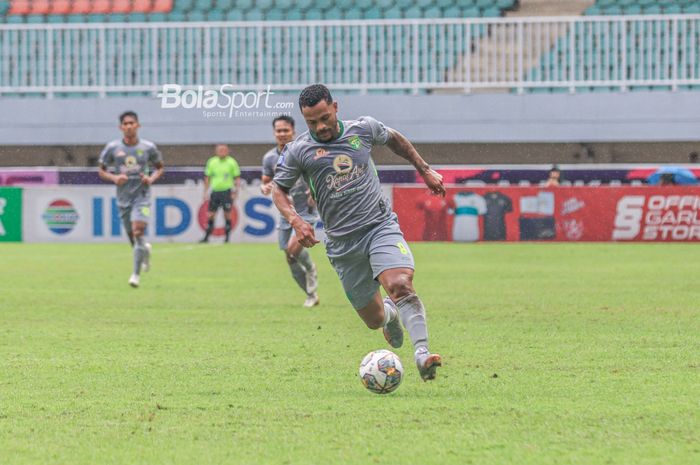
[1,243,698,465]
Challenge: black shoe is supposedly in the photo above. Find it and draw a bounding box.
[224,236,230,243]
[198,237,209,243]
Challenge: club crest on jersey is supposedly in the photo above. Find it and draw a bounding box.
[349,135,361,150]
[332,155,353,174]
[314,148,328,159]
[125,156,138,168]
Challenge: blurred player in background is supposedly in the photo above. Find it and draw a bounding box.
[272,85,445,381]
[199,144,241,243]
[98,111,164,288]
[261,116,320,308]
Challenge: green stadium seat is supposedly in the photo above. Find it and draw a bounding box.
[602,5,622,14]
[26,14,45,22]
[206,9,224,20]
[355,0,372,8]
[265,8,284,20]
[129,13,147,21]
[148,12,167,21]
[384,6,402,18]
[424,6,441,18]
[642,5,662,14]
[343,9,362,19]
[304,10,321,20]
[6,15,25,23]
[167,11,188,20]
[443,6,461,17]
[67,14,87,22]
[286,9,302,19]
[47,14,66,22]
[463,5,480,16]
[172,0,194,11]
[404,6,422,18]
[623,5,642,14]
[225,10,242,20]
[0,1,9,14]
[664,5,682,13]
[481,6,501,17]
[323,8,343,19]
[241,9,262,20]
[364,7,382,19]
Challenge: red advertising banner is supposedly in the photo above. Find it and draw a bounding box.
[393,186,700,242]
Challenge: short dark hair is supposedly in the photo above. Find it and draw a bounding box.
[299,84,333,109]
[549,165,561,174]
[272,115,295,128]
[119,111,138,123]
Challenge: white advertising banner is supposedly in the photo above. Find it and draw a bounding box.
[23,185,285,243]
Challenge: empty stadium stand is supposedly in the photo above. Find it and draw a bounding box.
[524,1,700,93]
[1,0,518,22]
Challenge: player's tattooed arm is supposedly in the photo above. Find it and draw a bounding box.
[386,129,446,197]
[272,183,319,248]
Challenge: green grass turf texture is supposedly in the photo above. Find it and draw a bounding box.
[0,243,698,465]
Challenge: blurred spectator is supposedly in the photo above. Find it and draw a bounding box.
[689,152,699,163]
[659,173,676,186]
[544,166,561,187]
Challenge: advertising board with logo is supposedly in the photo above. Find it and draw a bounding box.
[22,185,310,243]
[0,187,22,242]
[393,186,700,242]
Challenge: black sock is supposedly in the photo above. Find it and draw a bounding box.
[204,219,214,239]
[225,219,232,239]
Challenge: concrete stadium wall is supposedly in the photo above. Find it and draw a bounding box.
[0,91,699,166]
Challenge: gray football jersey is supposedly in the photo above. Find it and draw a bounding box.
[273,116,392,239]
[99,138,163,207]
[262,146,317,228]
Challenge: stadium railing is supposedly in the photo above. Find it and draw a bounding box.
[0,14,699,97]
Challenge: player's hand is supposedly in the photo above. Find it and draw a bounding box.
[291,217,319,248]
[421,168,446,197]
[114,174,128,186]
[260,183,273,195]
[140,174,153,186]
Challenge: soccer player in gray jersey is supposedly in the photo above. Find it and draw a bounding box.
[98,111,164,288]
[261,116,320,308]
[273,84,446,381]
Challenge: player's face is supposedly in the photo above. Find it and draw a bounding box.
[273,121,295,146]
[301,100,338,142]
[215,144,229,158]
[120,116,140,139]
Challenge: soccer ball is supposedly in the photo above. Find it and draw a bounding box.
[359,349,403,394]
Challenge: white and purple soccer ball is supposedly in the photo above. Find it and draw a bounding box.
[359,349,403,394]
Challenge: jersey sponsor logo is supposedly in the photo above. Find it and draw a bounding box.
[43,199,79,235]
[349,135,361,150]
[332,155,353,174]
[314,148,328,159]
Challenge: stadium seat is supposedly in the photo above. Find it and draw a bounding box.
[8,0,30,14]
[90,0,112,13]
[133,0,153,13]
[29,0,50,14]
[112,0,133,13]
[152,0,173,11]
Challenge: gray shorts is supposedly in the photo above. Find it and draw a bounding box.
[325,215,414,310]
[119,197,151,233]
[278,215,318,250]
